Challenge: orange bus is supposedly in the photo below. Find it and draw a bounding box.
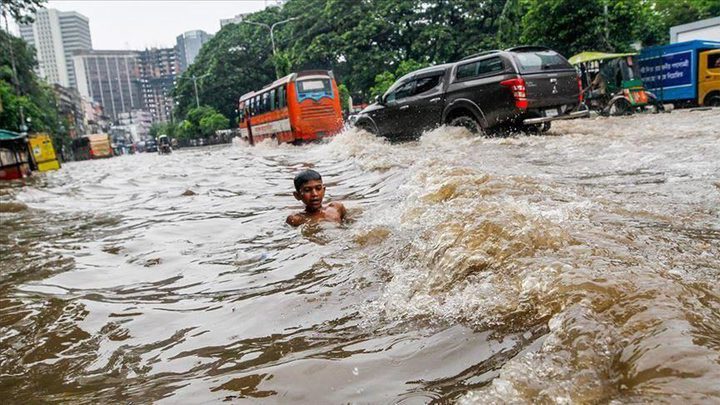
[238,70,344,145]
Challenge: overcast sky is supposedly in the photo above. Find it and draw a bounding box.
[42,0,273,49]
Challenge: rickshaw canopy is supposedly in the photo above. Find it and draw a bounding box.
[0,129,25,141]
[569,51,637,65]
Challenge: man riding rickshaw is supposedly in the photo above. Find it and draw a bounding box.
[158,134,172,155]
[570,51,662,116]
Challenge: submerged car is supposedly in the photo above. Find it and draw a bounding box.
[355,46,588,139]
[145,138,158,153]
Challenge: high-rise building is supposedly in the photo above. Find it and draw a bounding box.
[72,50,144,121]
[19,8,92,88]
[138,47,180,122]
[220,13,250,28]
[176,30,212,71]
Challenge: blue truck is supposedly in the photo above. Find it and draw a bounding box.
[639,40,720,107]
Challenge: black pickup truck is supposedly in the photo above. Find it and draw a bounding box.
[354,46,589,139]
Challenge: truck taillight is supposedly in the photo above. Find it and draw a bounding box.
[500,77,528,110]
[577,76,583,103]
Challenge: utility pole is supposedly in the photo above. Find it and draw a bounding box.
[603,4,610,48]
[191,74,209,108]
[241,17,299,79]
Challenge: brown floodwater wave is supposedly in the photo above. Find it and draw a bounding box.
[1,110,719,403]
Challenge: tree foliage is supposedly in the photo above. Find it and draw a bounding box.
[1,0,46,24]
[174,105,228,140]
[175,0,719,120]
[369,59,428,99]
[0,29,67,150]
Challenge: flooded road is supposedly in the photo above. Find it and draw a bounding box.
[1,109,720,403]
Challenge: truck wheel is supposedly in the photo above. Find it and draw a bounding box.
[705,94,720,107]
[608,98,631,116]
[449,115,483,135]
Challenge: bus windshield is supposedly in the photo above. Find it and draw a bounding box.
[296,78,333,101]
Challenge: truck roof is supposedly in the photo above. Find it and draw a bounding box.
[640,39,720,55]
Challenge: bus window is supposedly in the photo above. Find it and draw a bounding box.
[296,78,333,101]
[279,86,286,108]
[270,89,276,111]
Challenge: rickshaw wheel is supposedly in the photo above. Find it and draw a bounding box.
[608,98,631,116]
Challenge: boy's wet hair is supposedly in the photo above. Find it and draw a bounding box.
[294,169,322,191]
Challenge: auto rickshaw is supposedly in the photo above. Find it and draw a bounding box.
[158,134,172,154]
[569,52,661,116]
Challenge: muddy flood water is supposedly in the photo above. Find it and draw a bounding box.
[1,110,720,404]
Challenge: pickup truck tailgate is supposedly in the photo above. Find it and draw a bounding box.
[511,49,579,109]
[523,70,579,108]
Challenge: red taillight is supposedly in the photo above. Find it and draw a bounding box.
[500,77,528,110]
[577,76,584,102]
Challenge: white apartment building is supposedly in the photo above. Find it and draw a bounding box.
[19,8,92,89]
[73,50,143,121]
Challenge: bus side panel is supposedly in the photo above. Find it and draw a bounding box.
[249,107,293,144]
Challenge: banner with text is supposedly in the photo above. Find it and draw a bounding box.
[639,51,693,90]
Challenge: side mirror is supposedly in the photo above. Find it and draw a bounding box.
[375,95,383,105]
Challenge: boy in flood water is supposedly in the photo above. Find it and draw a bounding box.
[287,169,346,226]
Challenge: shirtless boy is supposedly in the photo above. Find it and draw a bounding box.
[286,169,346,226]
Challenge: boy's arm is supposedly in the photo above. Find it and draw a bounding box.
[286,214,304,226]
[330,202,347,220]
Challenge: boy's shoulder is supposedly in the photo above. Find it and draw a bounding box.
[286,212,306,226]
[327,201,346,217]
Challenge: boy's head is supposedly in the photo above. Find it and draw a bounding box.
[293,169,325,211]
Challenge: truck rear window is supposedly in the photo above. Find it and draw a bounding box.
[513,51,572,73]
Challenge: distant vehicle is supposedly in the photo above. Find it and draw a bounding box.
[72,134,112,160]
[158,135,172,154]
[0,129,33,180]
[237,70,344,145]
[570,52,660,115]
[640,40,720,108]
[87,134,113,159]
[354,46,588,139]
[145,138,158,153]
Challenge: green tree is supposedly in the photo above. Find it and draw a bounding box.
[199,112,229,137]
[172,0,709,112]
[172,10,278,120]
[148,122,163,138]
[1,0,45,23]
[337,83,350,113]
[177,120,194,141]
[644,0,720,44]
[369,59,428,98]
[521,0,648,56]
[1,29,66,150]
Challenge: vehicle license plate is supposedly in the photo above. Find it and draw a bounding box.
[545,109,559,118]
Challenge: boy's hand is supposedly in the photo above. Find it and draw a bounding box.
[286,214,305,226]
